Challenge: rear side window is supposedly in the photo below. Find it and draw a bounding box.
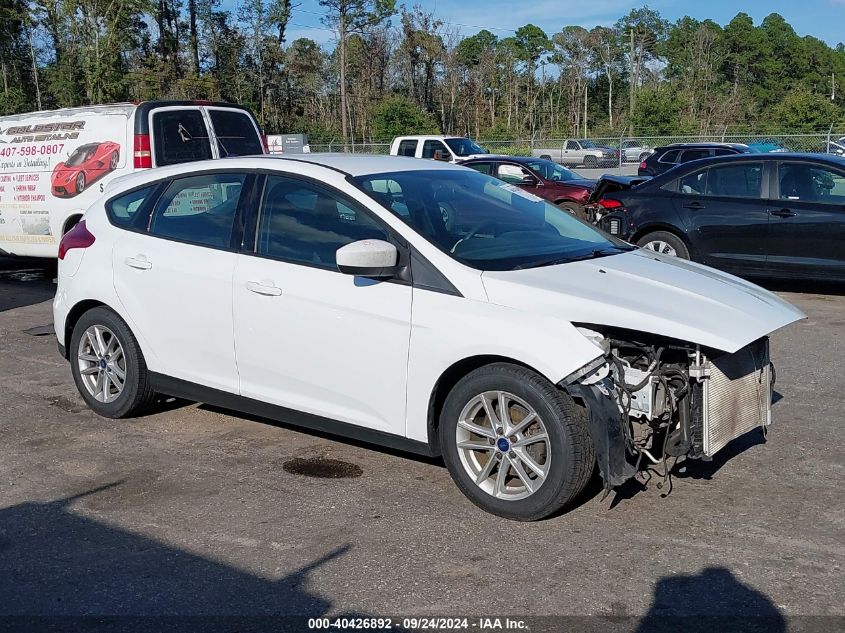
[208,109,263,156]
[705,163,763,198]
[107,186,155,228]
[679,149,713,163]
[658,150,680,164]
[397,140,418,157]
[149,173,246,248]
[151,110,213,167]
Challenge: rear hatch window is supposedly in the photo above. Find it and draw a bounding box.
[152,110,213,166]
[208,109,263,157]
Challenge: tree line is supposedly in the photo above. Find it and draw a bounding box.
[2,0,845,141]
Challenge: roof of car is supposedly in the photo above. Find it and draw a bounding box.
[258,153,461,176]
[657,142,750,150]
[392,135,466,141]
[461,155,547,164]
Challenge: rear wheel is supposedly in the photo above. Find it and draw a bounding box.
[583,155,598,169]
[70,307,155,418]
[440,363,595,521]
[637,231,690,259]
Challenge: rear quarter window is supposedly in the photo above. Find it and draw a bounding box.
[208,109,263,156]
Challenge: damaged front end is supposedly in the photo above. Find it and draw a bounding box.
[563,326,774,493]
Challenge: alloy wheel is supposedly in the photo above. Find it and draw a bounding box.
[643,240,677,256]
[455,391,551,501]
[77,325,126,403]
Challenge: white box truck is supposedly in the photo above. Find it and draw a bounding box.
[0,100,265,257]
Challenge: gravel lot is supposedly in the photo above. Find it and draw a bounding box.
[0,257,843,630]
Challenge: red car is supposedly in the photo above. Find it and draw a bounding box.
[51,141,120,198]
[461,155,596,219]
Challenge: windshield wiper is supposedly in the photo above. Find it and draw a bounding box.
[514,245,634,270]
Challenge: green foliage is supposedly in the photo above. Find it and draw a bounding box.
[769,90,843,131]
[371,95,439,138]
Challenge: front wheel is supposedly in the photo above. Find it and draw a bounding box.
[440,363,595,521]
[75,172,86,194]
[636,231,690,259]
[70,307,156,418]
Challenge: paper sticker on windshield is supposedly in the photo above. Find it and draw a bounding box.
[498,183,544,203]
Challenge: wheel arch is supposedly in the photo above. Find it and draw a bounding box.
[426,354,539,456]
[631,223,695,258]
[62,299,109,359]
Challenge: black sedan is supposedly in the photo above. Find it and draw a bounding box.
[596,153,845,281]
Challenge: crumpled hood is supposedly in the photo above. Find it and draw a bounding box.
[481,250,805,353]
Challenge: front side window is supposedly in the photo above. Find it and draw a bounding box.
[208,109,263,157]
[354,169,626,271]
[422,140,450,159]
[107,185,155,228]
[397,140,418,157]
[779,163,845,204]
[149,173,246,248]
[497,163,531,185]
[151,109,213,167]
[526,160,577,182]
[257,177,389,268]
[706,163,763,198]
[565,141,579,150]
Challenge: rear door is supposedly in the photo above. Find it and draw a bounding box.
[112,170,252,392]
[766,160,845,279]
[149,106,215,167]
[673,161,770,273]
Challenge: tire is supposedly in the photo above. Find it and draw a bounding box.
[636,231,690,259]
[439,363,595,521]
[583,155,598,168]
[556,201,586,221]
[69,307,155,418]
[109,150,119,170]
[75,172,86,194]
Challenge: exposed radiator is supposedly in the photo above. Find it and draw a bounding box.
[701,338,772,457]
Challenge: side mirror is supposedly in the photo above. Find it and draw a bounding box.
[433,150,451,162]
[336,239,400,278]
[519,174,539,187]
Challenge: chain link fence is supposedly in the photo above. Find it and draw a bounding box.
[306,130,845,174]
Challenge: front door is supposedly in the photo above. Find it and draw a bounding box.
[674,161,770,274]
[766,160,845,279]
[112,171,248,392]
[232,174,412,434]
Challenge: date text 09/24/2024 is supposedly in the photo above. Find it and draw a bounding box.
[308,617,528,630]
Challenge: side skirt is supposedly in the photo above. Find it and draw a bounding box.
[149,372,437,458]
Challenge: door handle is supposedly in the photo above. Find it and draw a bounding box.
[770,208,797,218]
[125,256,152,270]
[682,201,706,210]
[246,280,282,296]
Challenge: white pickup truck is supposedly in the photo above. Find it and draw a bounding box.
[390,135,489,163]
[532,139,619,168]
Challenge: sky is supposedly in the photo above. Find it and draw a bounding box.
[279,0,845,48]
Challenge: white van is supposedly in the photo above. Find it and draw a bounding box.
[0,100,265,257]
[389,135,489,163]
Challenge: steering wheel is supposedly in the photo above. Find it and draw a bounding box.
[451,221,497,253]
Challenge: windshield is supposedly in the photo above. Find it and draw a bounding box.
[66,146,95,167]
[353,169,626,271]
[444,138,488,156]
[525,160,579,182]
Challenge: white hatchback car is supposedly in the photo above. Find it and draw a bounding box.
[54,154,804,520]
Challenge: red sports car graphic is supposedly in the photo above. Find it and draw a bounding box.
[51,141,120,198]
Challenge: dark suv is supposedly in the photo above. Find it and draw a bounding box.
[638,143,753,177]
